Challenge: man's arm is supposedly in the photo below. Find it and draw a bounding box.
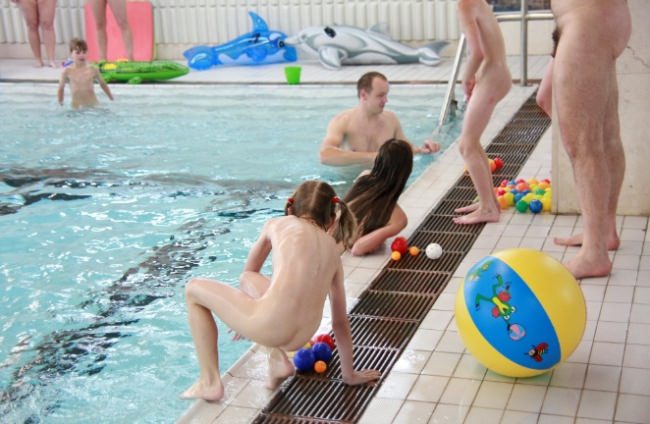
[393,113,441,155]
[319,113,376,166]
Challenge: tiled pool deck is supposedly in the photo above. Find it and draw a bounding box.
[3,56,649,424]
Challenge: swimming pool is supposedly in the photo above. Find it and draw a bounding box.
[0,82,461,422]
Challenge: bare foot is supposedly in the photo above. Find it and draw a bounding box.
[47,61,58,68]
[266,348,294,390]
[33,60,44,68]
[454,202,479,214]
[565,252,612,279]
[453,208,500,225]
[180,378,224,402]
[554,233,621,250]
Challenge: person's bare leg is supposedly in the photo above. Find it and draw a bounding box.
[554,68,622,251]
[181,277,262,401]
[19,0,44,67]
[181,281,225,401]
[108,0,133,60]
[238,271,295,387]
[453,80,502,225]
[554,28,616,279]
[38,0,57,67]
[266,347,294,389]
[536,58,553,117]
[229,271,270,341]
[91,0,108,61]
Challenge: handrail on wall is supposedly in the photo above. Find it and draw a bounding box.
[435,3,554,130]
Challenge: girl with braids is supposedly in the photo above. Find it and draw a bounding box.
[344,138,413,256]
[182,180,380,402]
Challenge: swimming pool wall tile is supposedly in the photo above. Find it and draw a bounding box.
[253,94,550,423]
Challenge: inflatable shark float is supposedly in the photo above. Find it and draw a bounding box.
[284,24,448,70]
[183,11,297,70]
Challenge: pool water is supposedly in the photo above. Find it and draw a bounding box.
[0,82,461,422]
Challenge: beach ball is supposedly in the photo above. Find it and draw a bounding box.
[454,248,586,377]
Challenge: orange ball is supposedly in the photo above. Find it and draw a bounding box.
[498,195,510,209]
[391,251,402,261]
[409,246,420,256]
[314,360,327,374]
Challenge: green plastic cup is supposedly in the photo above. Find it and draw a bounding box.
[284,66,302,85]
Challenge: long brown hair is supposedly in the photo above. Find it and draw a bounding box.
[344,139,413,235]
[285,180,358,250]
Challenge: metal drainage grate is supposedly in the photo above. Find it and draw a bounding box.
[253,94,550,423]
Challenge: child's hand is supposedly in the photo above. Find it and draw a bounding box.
[343,369,381,386]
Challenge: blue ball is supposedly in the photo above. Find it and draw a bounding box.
[311,342,333,362]
[293,348,315,372]
[529,199,543,214]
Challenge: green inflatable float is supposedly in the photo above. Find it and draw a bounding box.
[98,60,189,84]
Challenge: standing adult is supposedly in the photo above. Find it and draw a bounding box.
[551,0,631,279]
[12,0,57,68]
[89,0,133,61]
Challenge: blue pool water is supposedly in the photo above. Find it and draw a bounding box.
[0,82,461,422]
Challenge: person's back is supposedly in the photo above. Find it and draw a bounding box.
[256,214,342,348]
[344,138,413,256]
[461,0,507,63]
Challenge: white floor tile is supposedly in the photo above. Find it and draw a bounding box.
[541,386,581,417]
[614,393,650,423]
[577,390,617,421]
[584,364,622,392]
[506,384,547,413]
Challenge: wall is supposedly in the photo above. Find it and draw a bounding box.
[552,0,650,215]
[0,0,552,60]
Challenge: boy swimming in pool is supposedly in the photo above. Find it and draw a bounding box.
[181,180,381,402]
[57,38,113,109]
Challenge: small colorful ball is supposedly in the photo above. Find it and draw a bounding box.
[488,159,497,173]
[515,200,529,213]
[498,196,510,210]
[425,243,443,260]
[409,246,420,256]
[390,237,409,255]
[391,251,402,261]
[314,360,328,374]
[494,157,504,171]
[293,348,316,372]
[311,342,333,362]
[312,334,335,350]
[504,192,515,206]
[529,199,543,214]
[541,197,552,212]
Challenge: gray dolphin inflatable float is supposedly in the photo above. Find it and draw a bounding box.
[284,24,448,70]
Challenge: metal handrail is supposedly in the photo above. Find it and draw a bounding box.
[435,5,554,131]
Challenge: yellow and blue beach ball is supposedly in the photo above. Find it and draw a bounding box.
[454,248,586,377]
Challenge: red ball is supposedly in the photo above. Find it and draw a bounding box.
[312,334,335,350]
[390,237,409,255]
[494,157,504,171]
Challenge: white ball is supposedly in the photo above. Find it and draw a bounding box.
[425,243,443,260]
